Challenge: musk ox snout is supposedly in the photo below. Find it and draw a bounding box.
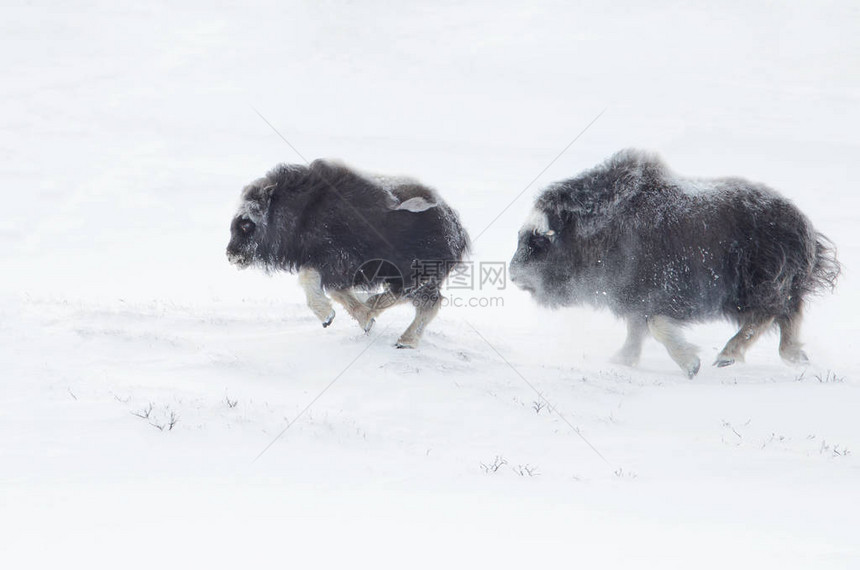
[227,212,262,268]
[510,209,557,296]
[509,252,548,299]
[508,255,532,291]
[509,264,539,295]
[226,232,255,269]
[226,248,252,269]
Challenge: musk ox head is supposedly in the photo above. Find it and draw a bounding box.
[509,206,569,306]
[226,178,277,269]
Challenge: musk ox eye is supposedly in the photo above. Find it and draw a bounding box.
[239,220,256,234]
[528,233,551,251]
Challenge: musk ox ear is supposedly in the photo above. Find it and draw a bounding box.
[249,183,276,214]
[239,178,278,221]
[260,183,276,201]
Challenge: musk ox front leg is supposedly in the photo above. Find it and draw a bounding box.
[297,268,336,327]
[714,317,775,367]
[612,316,648,367]
[329,289,376,333]
[647,315,701,378]
[395,288,442,349]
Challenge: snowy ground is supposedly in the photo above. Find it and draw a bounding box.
[3,1,859,567]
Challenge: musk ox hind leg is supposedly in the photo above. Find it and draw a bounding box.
[777,311,810,365]
[647,315,701,378]
[611,316,648,367]
[329,289,377,333]
[395,287,442,349]
[714,316,775,368]
[298,268,336,327]
[365,287,408,318]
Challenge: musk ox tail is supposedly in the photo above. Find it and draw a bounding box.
[449,212,471,262]
[810,233,841,294]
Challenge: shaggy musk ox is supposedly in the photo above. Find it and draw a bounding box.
[510,149,840,377]
[226,159,469,348]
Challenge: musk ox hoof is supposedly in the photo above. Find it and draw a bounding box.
[395,339,417,349]
[713,356,735,368]
[780,348,809,365]
[685,358,701,379]
[611,351,639,367]
[363,317,376,333]
[322,310,335,328]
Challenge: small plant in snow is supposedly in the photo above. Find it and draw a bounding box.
[480,455,507,474]
[131,403,178,432]
[151,410,179,432]
[614,468,637,479]
[225,394,238,408]
[532,400,547,414]
[721,419,742,442]
[761,432,787,450]
[813,370,844,384]
[131,403,153,419]
[720,419,751,446]
[819,440,850,457]
[513,464,540,477]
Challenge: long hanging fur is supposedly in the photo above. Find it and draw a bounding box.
[510,149,840,325]
[227,159,470,295]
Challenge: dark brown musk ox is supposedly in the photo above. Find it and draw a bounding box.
[509,149,840,377]
[227,159,469,348]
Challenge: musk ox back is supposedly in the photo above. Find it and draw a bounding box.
[510,149,840,377]
[227,159,469,348]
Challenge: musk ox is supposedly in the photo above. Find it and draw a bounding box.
[509,149,840,377]
[226,159,469,348]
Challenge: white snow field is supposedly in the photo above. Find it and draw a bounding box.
[3,1,859,567]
